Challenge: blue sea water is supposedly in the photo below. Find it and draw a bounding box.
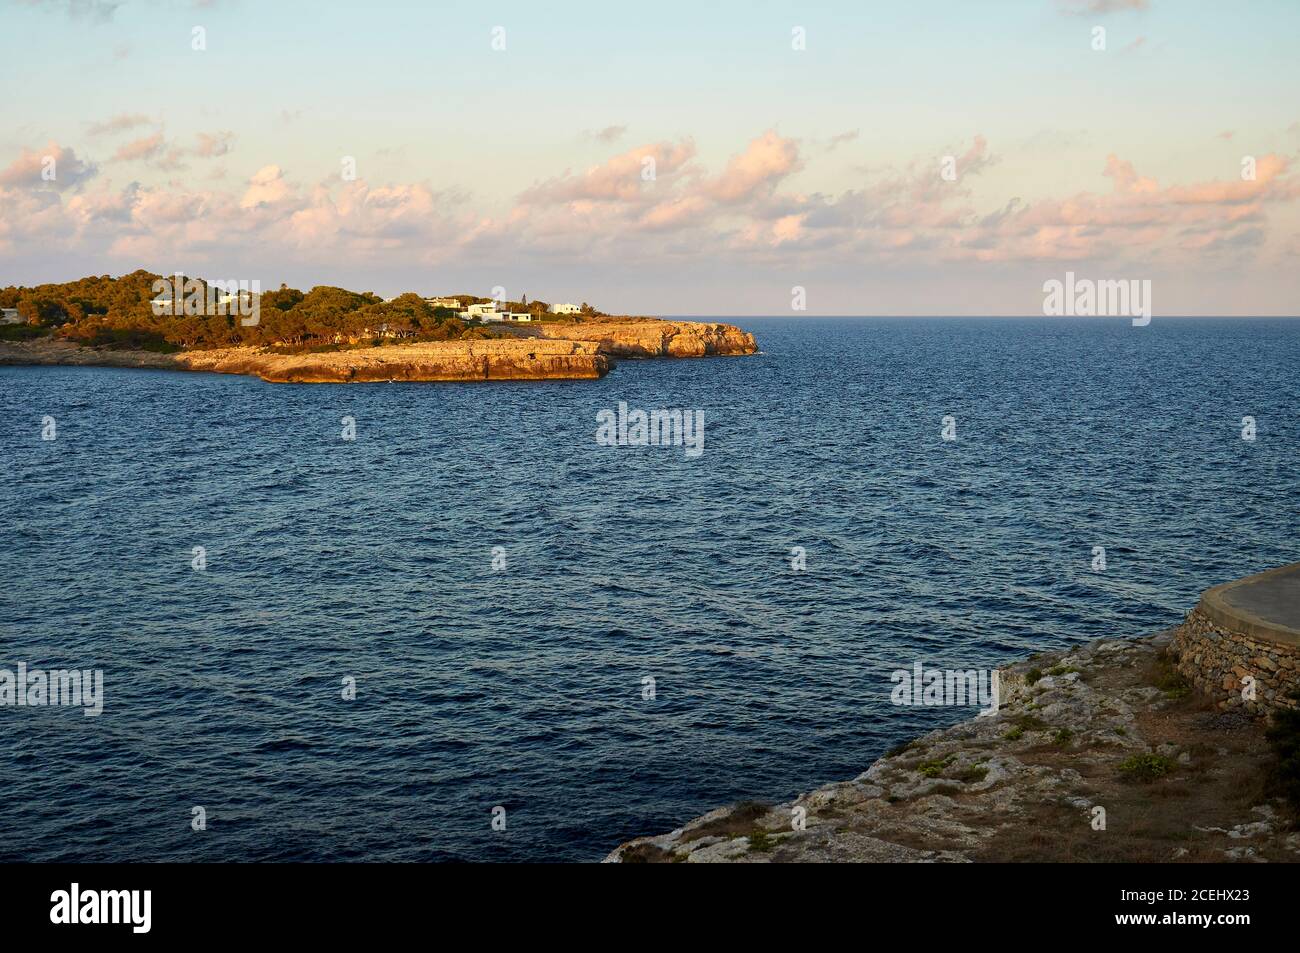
[1,317,1297,862]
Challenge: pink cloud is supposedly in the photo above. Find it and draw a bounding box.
[240,165,295,209]
[0,142,98,191]
[520,140,697,205]
[0,132,1296,283]
[706,130,801,203]
[113,133,165,162]
[194,132,234,158]
[86,113,152,137]
[1059,0,1150,14]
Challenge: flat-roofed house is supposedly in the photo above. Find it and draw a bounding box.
[461,302,506,323]
[549,302,581,315]
[0,308,21,325]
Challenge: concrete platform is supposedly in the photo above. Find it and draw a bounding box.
[1198,562,1300,647]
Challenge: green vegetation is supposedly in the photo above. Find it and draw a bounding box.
[0,322,49,342]
[1118,753,1176,783]
[1003,726,1024,741]
[747,830,775,853]
[0,272,510,352]
[1148,652,1191,699]
[918,754,957,778]
[1025,667,1043,685]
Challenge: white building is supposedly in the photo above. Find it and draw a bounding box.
[458,302,537,323]
[426,297,461,309]
[549,302,581,315]
[461,303,505,323]
[0,308,21,325]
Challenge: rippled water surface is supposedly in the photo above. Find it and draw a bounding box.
[2,317,1297,861]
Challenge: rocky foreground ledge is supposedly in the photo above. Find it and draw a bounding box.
[0,317,757,383]
[606,630,1300,863]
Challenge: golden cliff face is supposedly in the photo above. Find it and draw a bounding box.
[183,339,610,383]
[531,318,758,358]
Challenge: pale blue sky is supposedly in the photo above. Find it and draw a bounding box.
[2,0,1297,314]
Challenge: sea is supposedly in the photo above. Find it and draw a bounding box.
[1,317,1296,861]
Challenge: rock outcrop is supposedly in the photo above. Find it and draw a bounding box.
[522,318,758,358]
[606,631,1300,863]
[0,317,757,383]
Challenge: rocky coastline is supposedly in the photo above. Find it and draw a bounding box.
[606,625,1300,863]
[0,317,757,383]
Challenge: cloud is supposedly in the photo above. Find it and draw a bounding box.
[102,130,233,170]
[519,139,697,205]
[240,165,295,209]
[194,132,235,158]
[1058,0,1149,14]
[825,130,860,152]
[0,142,98,191]
[18,0,122,22]
[706,130,800,203]
[586,125,627,144]
[1,131,1296,286]
[87,114,152,137]
[113,133,165,162]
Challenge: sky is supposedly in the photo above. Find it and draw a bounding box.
[1,0,1297,315]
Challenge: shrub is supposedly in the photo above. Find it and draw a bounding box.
[1118,754,1176,783]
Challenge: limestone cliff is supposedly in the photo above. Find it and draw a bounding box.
[525,318,758,358]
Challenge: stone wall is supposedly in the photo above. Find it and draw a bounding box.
[1171,606,1300,715]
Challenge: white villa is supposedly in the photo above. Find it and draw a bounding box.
[425,297,461,309]
[549,302,581,315]
[1,308,21,325]
[458,302,532,323]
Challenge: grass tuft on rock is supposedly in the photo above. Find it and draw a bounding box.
[747,830,775,853]
[917,754,956,778]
